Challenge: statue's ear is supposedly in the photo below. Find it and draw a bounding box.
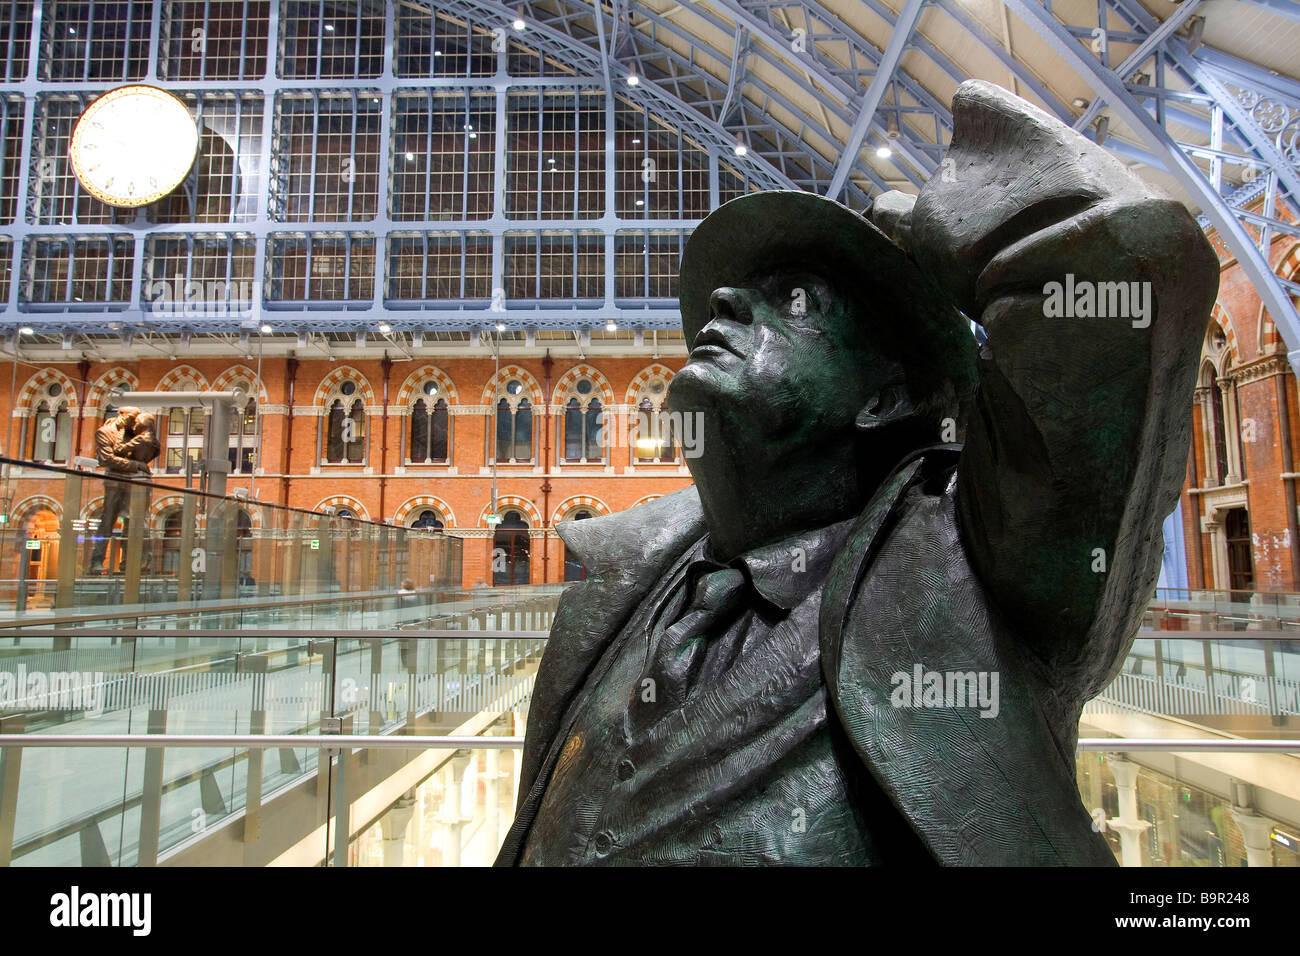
[855,383,915,432]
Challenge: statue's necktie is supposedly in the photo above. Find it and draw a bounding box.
[636,564,749,720]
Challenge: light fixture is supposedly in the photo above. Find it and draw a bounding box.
[378,321,391,334]
[19,326,33,335]
[547,157,555,164]
[405,151,415,161]
[1072,97,1090,109]
[886,117,900,140]
[260,323,273,334]
[512,10,526,31]
[468,131,477,139]
[632,137,641,145]
[495,321,506,332]
[627,71,639,86]
[433,50,442,56]
[605,320,618,332]
[635,198,644,206]
[324,23,335,32]
[876,145,892,159]
[733,136,747,156]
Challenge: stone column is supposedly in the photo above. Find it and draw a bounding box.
[1229,806,1276,867]
[380,790,416,867]
[1106,757,1152,867]
[440,753,472,867]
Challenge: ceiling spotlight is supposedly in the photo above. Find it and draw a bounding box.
[632,137,641,145]
[876,145,892,159]
[18,326,33,335]
[512,12,526,31]
[260,323,273,334]
[635,198,644,206]
[405,151,415,161]
[468,131,477,139]
[886,118,900,140]
[495,321,507,332]
[733,137,748,156]
[627,71,639,87]
[433,50,442,57]
[378,321,391,334]
[1072,97,1090,109]
[605,320,618,332]
[547,157,556,164]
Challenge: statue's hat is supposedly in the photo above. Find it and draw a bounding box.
[677,189,977,395]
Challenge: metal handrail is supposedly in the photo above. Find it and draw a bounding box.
[1076,738,1300,751]
[0,735,1291,752]
[0,734,526,748]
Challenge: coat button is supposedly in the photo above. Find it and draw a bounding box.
[593,830,614,855]
[616,758,636,780]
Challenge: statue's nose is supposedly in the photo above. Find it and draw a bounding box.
[708,287,752,325]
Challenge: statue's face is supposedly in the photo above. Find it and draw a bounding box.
[668,266,887,457]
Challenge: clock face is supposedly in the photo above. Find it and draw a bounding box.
[69,85,199,208]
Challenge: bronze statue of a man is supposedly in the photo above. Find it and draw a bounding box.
[497,81,1219,865]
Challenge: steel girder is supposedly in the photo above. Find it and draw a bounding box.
[1004,0,1300,372]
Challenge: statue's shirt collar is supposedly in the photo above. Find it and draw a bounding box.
[699,514,858,612]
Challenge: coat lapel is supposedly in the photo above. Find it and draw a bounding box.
[820,451,1115,865]
[496,486,706,864]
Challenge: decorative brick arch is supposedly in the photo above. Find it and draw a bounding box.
[630,494,663,509]
[480,365,543,406]
[81,497,104,520]
[313,495,370,521]
[16,368,79,416]
[552,494,611,524]
[1274,239,1300,283]
[551,364,615,407]
[148,494,187,529]
[394,495,457,527]
[155,365,210,392]
[313,367,376,408]
[479,495,540,527]
[87,368,139,408]
[396,365,459,407]
[211,366,269,403]
[624,363,677,404]
[11,494,61,526]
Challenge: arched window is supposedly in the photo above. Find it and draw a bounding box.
[408,381,450,463]
[558,377,604,463]
[631,374,676,462]
[1206,367,1229,486]
[161,508,184,576]
[563,509,592,581]
[494,379,533,463]
[492,509,530,584]
[31,388,73,463]
[228,387,259,474]
[410,508,444,530]
[323,380,366,463]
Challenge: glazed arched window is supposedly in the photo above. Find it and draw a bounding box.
[227,387,259,474]
[31,393,73,463]
[324,381,366,463]
[494,379,533,462]
[563,509,592,581]
[631,375,675,462]
[559,378,604,463]
[1207,367,1229,486]
[492,509,530,584]
[410,508,444,530]
[409,381,450,463]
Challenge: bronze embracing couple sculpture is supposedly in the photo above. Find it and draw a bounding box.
[496,82,1220,866]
